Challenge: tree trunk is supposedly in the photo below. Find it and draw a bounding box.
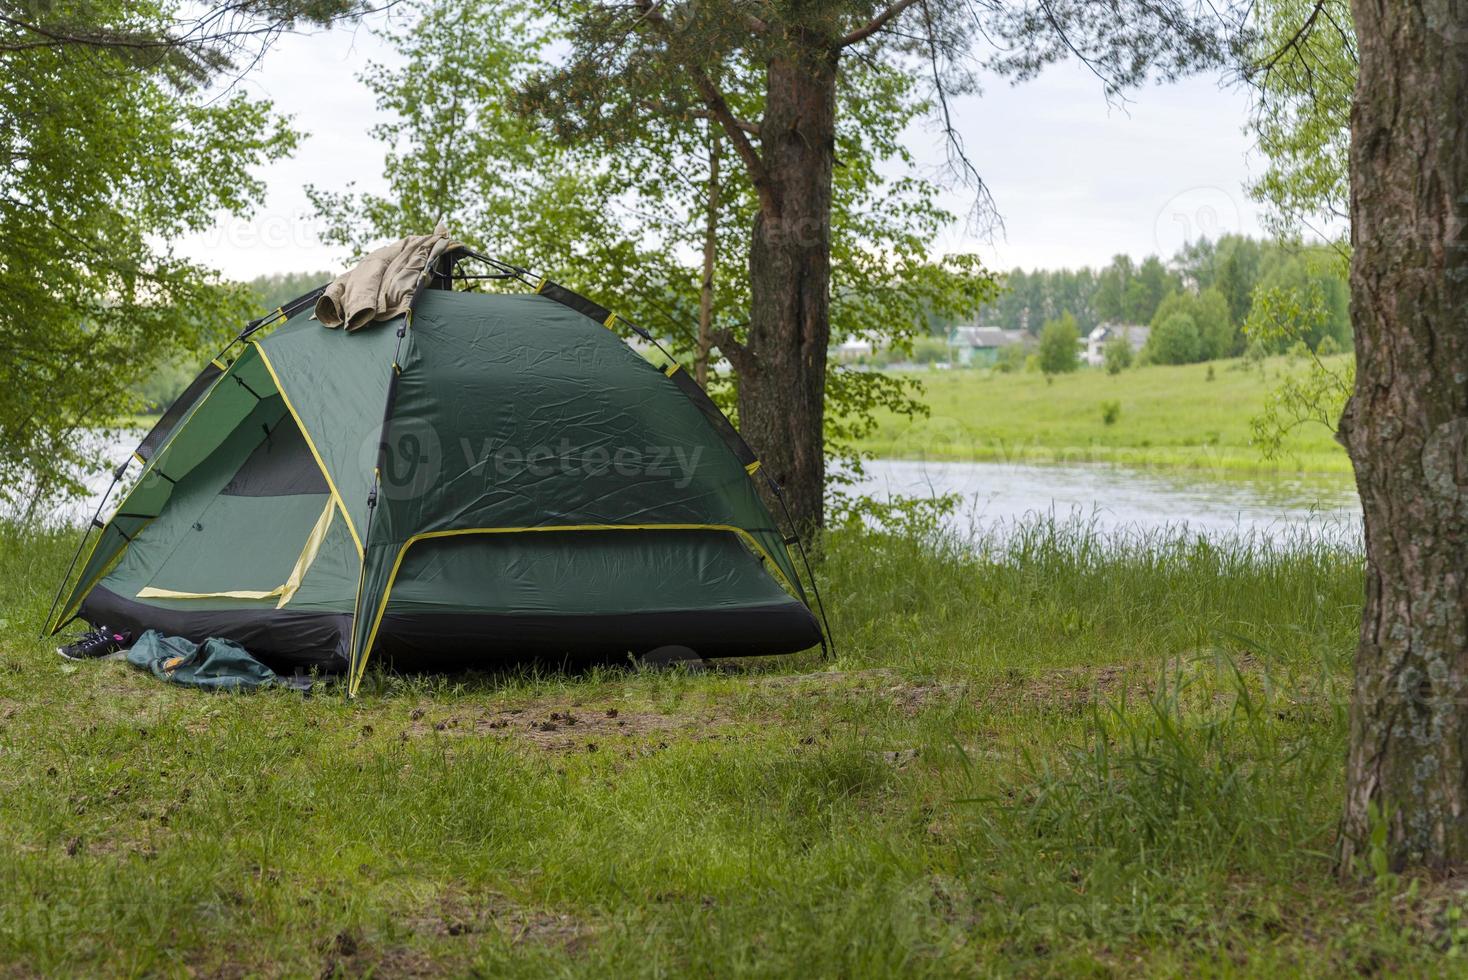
[1339,0,1468,873]
[732,48,837,530]
[697,128,720,388]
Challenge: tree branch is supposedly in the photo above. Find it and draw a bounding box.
[693,108,760,138]
[1250,0,1330,79]
[838,0,923,48]
[633,1,777,216]
[710,325,749,364]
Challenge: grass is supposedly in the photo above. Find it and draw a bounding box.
[851,355,1352,476]
[3,517,1464,976]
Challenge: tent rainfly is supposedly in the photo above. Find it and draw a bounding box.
[47,248,825,694]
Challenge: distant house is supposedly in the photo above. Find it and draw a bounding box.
[1084,323,1150,366]
[831,338,875,363]
[948,326,1029,366]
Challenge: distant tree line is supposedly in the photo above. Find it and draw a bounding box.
[967,235,1349,367]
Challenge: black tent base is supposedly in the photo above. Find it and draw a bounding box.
[373,605,822,672]
[78,587,821,678]
[80,587,350,674]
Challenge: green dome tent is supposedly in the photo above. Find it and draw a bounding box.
[48,250,824,694]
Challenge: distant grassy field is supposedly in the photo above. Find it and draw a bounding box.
[851,355,1352,476]
[4,518,1459,975]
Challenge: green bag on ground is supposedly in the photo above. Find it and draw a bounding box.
[126,630,285,692]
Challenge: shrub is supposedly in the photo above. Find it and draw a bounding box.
[1038,313,1081,375]
[1316,334,1341,356]
[1145,312,1202,365]
[1152,287,1237,360]
[1100,400,1121,425]
[995,342,1027,374]
[1102,337,1132,375]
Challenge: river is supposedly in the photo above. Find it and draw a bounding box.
[42,432,1361,546]
[848,458,1360,544]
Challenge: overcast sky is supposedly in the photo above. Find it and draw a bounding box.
[179,17,1270,281]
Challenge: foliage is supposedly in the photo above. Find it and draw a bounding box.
[0,0,339,517]
[1146,312,1203,365]
[977,266,1099,334]
[1103,336,1134,374]
[1152,287,1236,359]
[130,271,335,414]
[1240,0,1354,478]
[1245,0,1355,241]
[1100,399,1121,425]
[1095,254,1182,324]
[995,341,1029,374]
[1251,247,1350,351]
[909,336,952,366]
[975,236,1344,366]
[1037,313,1082,375]
[248,270,334,313]
[499,0,1244,528]
[1245,282,1354,459]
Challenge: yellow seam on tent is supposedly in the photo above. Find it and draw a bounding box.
[745,460,761,475]
[134,496,336,606]
[346,541,370,691]
[604,312,618,329]
[210,358,227,370]
[252,342,365,558]
[348,523,799,694]
[535,276,548,293]
[132,451,145,464]
[664,363,680,377]
[277,499,335,608]
[137,586,284,601]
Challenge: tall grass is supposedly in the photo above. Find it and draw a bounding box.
[824,509,1362,679]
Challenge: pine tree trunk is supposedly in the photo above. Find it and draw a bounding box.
[734,49,836,530]
[1339,0,1468,873]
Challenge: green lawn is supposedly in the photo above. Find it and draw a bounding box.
[3,519,1461,975]
[852,356,1352,476]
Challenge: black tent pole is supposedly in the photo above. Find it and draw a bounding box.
[767,476,837,661]
[40,458,128,638]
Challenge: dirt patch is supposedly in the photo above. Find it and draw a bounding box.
[750,667,961,716]
[397,668,970,750]
[1003,664,1133,713]
[990,655,1273,716]
[408,891,593,955]
[318,930,440,979]
[403,702,715,753]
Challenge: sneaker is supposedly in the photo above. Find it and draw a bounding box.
[57,626,132,660]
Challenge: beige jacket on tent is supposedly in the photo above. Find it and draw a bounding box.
[314,225,463,331]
